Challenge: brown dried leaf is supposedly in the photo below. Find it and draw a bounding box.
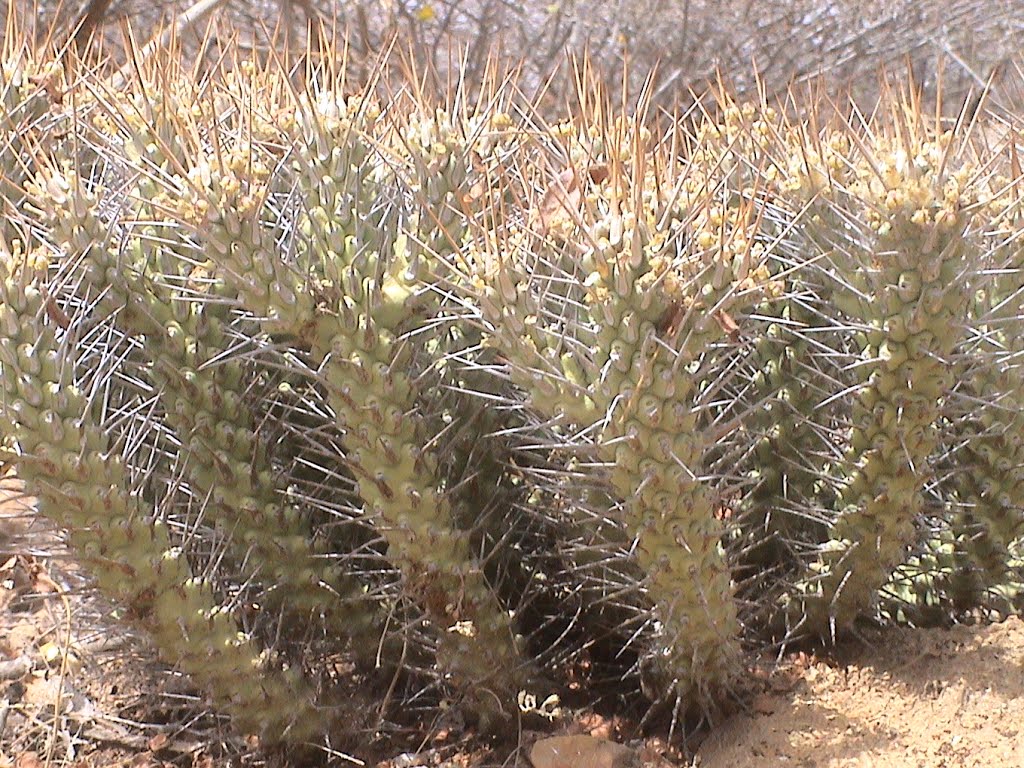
[14,753,43,768]
[533,164,611,235]
[713,309,743,342]
[44,296,70,330]
[538,167,582,234]
[587,164,610,185]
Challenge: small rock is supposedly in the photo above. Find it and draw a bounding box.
[529,735,636,768]
[0,656,32,682]
[390,753,426,768]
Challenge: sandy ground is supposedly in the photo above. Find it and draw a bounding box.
[3,479,1023,767]
[697,618,1024,767]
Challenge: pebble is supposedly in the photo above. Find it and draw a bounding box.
[529,735,637,768]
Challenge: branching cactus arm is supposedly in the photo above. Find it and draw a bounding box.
[791,127,981,636]
[470,115,777,711]
[944,178,1024,596]
[0,254,322,743]
[179,90,534,729]
[27,159,381,649]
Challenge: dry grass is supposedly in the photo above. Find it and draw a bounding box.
[5,0,1024,116]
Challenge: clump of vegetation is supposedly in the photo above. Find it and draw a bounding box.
[1,12,1022,761]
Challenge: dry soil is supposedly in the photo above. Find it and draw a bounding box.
[3,480,1023,767]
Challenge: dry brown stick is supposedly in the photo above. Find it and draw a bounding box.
[106,0,228,91]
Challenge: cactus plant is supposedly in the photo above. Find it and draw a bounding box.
[0,251,324,742]
[2,32,1023,758]
[28,156,385,639]
[782,112,983,638]
[936,152,1024,610]
[149,72,541,728]
[465,104,785,716]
